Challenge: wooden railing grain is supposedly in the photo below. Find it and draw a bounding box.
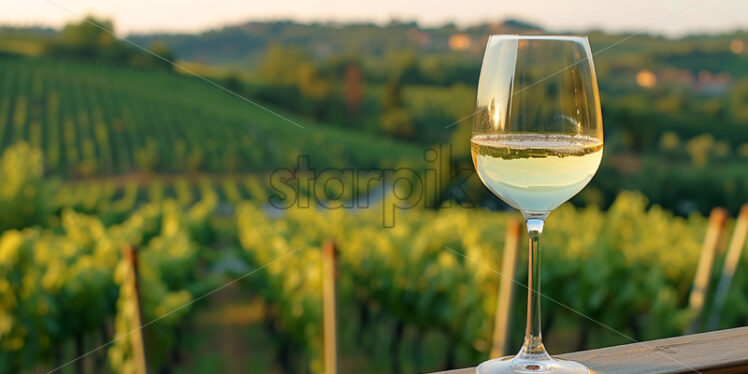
[429,327,748,374]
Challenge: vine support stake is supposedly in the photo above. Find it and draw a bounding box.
[491,218,522,358]
[708,205,748,331]
[322,240,339,374]
[686,207,728,334]
[122,245,149,374]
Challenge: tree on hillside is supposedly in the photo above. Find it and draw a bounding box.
[57,17,119,58]
[343,62,364,120]
[729,77,748,123]
[256,44,332,119]
[257,44,310,85]
[379,74,414,139]
[44,16,173,69]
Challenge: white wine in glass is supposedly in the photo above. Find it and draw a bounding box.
[471,134,603,212]
[471,35,603,373]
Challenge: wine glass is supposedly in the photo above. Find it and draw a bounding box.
[471,35,603,373]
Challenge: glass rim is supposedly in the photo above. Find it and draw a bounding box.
[487,34,588,41]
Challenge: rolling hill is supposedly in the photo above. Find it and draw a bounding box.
[0,54,424,177]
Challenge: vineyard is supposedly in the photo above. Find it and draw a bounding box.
[0,55,424,177]
[0,29,747,373]
[0,143,746,373]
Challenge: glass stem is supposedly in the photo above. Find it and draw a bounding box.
[519,217,551,360]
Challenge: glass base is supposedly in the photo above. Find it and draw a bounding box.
[476,355,589,374]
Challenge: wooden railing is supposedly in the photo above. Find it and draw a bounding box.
[428,326,748,374]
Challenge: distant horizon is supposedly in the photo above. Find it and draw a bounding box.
[2,15,747,39]
[2,0,747,37]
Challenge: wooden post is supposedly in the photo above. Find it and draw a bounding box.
[707,205,748,331]
[685,207,728,334]
[122,246,149,374]
[322,240,338,374]
[490,219,522,358]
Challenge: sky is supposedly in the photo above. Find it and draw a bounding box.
[2,0,747,37]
